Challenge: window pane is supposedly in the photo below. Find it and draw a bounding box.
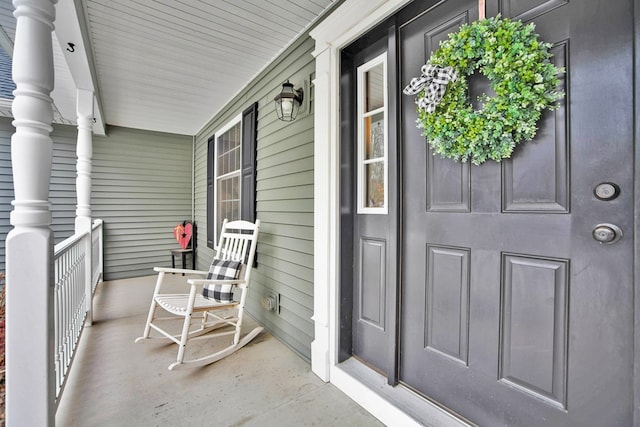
[364,112,384,160]
[217,122,241,177]
[216,174,241,238]
[366,63,384,112]
[215,120,242,239]
[365,161,385,208]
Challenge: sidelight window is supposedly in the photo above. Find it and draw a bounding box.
[357,53,387,214]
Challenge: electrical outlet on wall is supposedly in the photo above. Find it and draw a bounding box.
[260,291,280,314]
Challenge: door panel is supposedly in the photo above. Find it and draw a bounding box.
[499,253,569,408]
[427,153,470,212]
[359,238,386,330]
[399,0,634,425]
[500,0,568,22]
[425,244,470,364]
[502,42,568,213]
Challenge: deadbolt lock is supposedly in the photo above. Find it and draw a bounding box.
[592,223,622,244]
[594,182,620,201]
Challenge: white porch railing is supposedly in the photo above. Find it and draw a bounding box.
[91,219,104,293]
[53,219,104,404]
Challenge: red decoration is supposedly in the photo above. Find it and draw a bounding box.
[173,222,193,249]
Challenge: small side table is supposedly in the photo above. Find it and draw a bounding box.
[170,248,195,275]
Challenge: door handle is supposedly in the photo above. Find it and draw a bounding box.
[592,223,622,244]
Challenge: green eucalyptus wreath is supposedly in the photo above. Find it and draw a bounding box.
[411,16,564,165]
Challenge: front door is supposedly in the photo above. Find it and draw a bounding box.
[400,0,635,425]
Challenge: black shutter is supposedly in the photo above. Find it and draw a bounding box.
[241,102,258,223]
[206,134,215,248]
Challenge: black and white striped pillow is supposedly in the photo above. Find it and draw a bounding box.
[202,259,242,303]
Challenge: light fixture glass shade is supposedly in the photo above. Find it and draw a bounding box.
[274,81,303,122]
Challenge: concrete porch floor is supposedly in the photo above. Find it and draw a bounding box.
[55,274,384,427]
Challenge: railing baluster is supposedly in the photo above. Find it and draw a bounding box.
[54,259,61,393]
[52,219,104,406]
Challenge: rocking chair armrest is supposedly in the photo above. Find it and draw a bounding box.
[153,266,209,275]
[187,278,247,288]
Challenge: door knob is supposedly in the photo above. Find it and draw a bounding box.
[592,223,622,244]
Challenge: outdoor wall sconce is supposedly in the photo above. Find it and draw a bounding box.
[274,80,304,122]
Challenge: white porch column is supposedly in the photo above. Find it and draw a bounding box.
[6,0,57,425]
[75,88,94,324]
[75,88,93,233]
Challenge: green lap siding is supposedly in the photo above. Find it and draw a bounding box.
[91,127,192,280]
[195,35,316,361]
[0,118,193,279]
[50,125,80,242]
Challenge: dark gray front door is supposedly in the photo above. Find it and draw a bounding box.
[400,0,635,425]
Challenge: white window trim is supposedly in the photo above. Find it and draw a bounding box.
[213,112,243,247]
[356,52,388,214]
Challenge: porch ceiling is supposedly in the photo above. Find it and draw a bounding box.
[0,0,338,136]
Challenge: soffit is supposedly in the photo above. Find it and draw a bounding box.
[82,0,337,135]
[0,0,338,136]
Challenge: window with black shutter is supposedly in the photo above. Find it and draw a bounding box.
[207,102,258,248]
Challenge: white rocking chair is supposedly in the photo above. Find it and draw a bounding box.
[135,219,262,370]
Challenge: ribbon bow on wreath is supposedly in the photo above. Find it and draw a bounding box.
[403,64,458,113]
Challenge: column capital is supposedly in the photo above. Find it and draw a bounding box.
[12,0,56,28]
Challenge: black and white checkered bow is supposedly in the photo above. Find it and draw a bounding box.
[403,64,458,113]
